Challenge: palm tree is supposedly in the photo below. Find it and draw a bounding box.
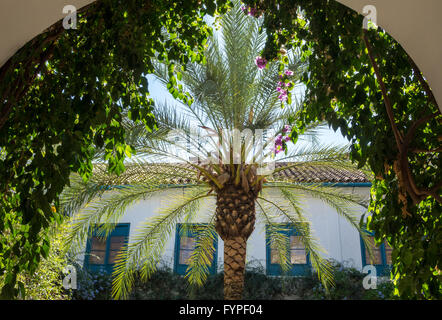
[61,1,371,300]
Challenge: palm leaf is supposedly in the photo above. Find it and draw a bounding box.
[183,222,218,287]
[111,186,211,299]
[257,195,335,290]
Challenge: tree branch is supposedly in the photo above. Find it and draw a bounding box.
[362,29,403,148]
[411,148,442,154]
[362,29,442,207]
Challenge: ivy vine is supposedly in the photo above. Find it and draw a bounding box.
[243,0,441,299]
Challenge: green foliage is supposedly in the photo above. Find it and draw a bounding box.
[128,263,287,299]
[299,260,395,300]
[61,1,370,300]
[71,259,395,300]
[0,0,230,298]
[0,220,71,300]
[71,266,113,300]
[242,0,442,299]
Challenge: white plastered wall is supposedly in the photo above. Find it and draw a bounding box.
[76,186,370,272]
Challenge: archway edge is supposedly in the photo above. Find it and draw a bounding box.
[0,0,441,110]
[338,0,442,111]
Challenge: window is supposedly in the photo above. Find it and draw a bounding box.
[363,236,383,265]
[84,223,130,273]
[384,241,393,265]
[360,231,392,276]
[174,224,218,275]
[290,235,308,264]
[179,236,196,264]
[266,224,311,276]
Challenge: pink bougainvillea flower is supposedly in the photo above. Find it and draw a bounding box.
[276,86,285,93]
[255,56,267,69]
[278,91,288,102]
[284,70,294,76]
[284,135,291,142]
[275,134,283,144]
[282,125,291,133]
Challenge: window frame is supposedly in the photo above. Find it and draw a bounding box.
[173,223,218,276]
[265,223,311,276]
[360,230,392,277]
[84,223,130,274]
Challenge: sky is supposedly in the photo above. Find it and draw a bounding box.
[145,10,351,152]
[146,74,351,154]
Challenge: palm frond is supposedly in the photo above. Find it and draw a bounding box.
[58,0,374,301]
[275,144,350,167]
[183,222,218,287]
[255,200,293,274]
[60,172,109,217]
[257,195,335,289]
[274,143,374,179]
[277,183,373,261]
[60,158,205,250]
[111,187,211,299]
[63,183,169,254]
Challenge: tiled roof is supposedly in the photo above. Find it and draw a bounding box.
[269,163,370,183]
[97,162,371,186]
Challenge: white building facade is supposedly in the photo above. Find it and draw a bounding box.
[79,175,392,277]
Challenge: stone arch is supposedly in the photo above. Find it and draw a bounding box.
[0,0,440,109]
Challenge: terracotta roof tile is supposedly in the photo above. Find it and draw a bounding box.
[97,162,370,185]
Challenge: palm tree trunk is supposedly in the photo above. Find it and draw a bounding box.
[214,181,258,300]
[223,237,247,300]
